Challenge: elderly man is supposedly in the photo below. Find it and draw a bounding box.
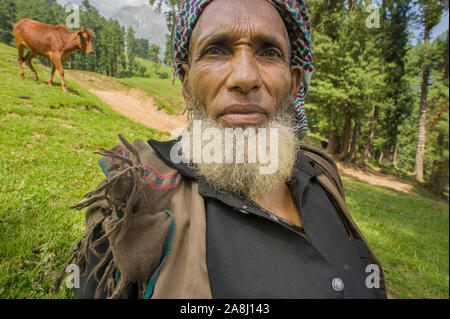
[57,0,386,299]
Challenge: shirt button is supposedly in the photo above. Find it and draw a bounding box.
[332,278,344,292]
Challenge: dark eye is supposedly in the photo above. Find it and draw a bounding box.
[261,48,281,57]
[203,46,226,56]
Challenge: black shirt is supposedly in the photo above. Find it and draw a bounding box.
[149,139,384,299]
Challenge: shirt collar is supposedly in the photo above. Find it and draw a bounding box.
[148,138,197,180]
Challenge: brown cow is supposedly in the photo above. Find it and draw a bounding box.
[13,18,94,92]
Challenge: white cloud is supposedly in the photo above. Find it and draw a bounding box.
[56,0,151,18]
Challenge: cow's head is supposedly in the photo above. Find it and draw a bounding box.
[78,28,95,55]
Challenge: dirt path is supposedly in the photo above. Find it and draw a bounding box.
[91,89,188,134]
[66,70,188,134]
[336,162,415,193]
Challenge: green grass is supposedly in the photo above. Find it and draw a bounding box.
[0,42,165,298]
[136,57,172,77]
[343,177,449,298]
[122,57,185,115]
[0,42,448,299]
[119,76,185,115]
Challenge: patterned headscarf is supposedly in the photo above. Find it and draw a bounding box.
[173,0,314,133]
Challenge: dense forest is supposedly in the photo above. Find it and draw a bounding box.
[0,0,448,196]
[306,0,449,195]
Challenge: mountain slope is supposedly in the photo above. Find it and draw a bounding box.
[112,4,168,52]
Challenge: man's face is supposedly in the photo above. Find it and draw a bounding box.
[182,0,303,127]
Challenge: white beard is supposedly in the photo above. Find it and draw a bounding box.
[180,91,301,198]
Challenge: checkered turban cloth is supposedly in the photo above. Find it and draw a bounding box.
[173,0,314,133]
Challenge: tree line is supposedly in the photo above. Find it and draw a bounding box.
[306,0,448,196]
[0,0,162,77]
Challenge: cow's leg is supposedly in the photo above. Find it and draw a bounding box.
[48,63,56,87]
[50,56,67,92]
[25,53,39,81]
[17,45,25,79]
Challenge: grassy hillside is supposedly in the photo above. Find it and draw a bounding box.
[0,43,165,298]
[121,57,185,115]
[0,42,448,299]
[136,56,172,76]
[343,178,448,298]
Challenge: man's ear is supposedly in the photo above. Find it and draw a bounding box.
[181,63,193,110]
[289,65,303,100]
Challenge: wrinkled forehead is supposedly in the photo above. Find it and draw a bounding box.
[190,0,289,52]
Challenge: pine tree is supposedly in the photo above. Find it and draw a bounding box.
[412,0,445,182]
[149,44,161,63]
[149,0,182,85]
[126,26,137,76]
[378,0,413,166]
[0,0,17,45]
[136,38,150,60]
[428,31,449,194]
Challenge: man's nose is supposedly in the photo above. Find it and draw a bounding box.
[227,50,261,94]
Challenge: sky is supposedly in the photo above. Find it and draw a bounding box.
[56,0,151,18]
[411,11,449,44]
[57,0,449,42]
